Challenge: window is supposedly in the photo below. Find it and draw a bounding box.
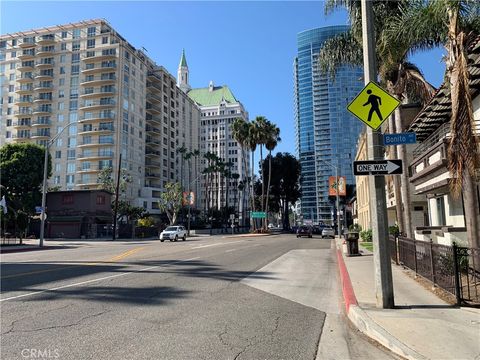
[61,43,67,51]
[87,39,95,49]
[435,196,446,226]
[67,149,76,160]
[102,36,108,44]
[55,151,61,159]
[72,41,80,51]
[96,195,105,205]
[62,194,74,204]
[87,26,96,37]
[54,176,61,184]
[61,31,68,38]
[66,175,75,184]
[54,164,61,172]
[67,163,75,173]
[59,78,65,86]
[59,90,65,98]
[71,65,79,74]
[72,29,81,39]
[71,53,80,63]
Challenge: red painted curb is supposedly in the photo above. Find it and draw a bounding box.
[337,248,358,312]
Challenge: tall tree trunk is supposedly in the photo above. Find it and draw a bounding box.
[388,112,405,234]
[250,150,256,230]
[463,172,480,249]
[260,145,265,230]
[395,106,413,238]
[265,151,273,230]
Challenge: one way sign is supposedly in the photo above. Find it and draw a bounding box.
[353,160,403,176]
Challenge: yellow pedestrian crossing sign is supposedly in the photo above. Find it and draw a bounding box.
[347,81,400,130]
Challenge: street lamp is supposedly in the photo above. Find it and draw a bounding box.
[317,157,341,239]
[39,121,78,247]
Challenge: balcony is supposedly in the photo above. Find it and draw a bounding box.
[17,62,35,71]
[32,107,52,115]
[146,137,161,145]
[35,59,54,68]
[146,81,162,92]
[19,38,36,48]
[77,125,114,135]
[13,109,33,117]
[33,95,53,103]
[31,132,50,139]
[81,63,117,75]
[145,172,160,178]
[37,34,56,45]
[12,120,31,128]
[15,85,34,94]
[31,120,51,127]
[17,74,34,83]
[79,99,116,111]
[36,46,56,56]
[79,113,115,123]
[76,164,110,173]
[18,49,35,60]
[83,49,117,62]
[146,150,161,157]
[79,88,116,99]
[15,96,33,105]
[80,74,116,86]
[77,151,114,160]
[145,161,161,168]
[146,103,162,114]
[34,83,53,91]
[77,139,114,147]
[34,71,54,80]
[147,93,162,103]
[146,126,161,134]
[11,134,31,142]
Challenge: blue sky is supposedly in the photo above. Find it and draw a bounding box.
[1,1,445,157]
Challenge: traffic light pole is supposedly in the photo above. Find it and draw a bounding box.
[361,0,394,308]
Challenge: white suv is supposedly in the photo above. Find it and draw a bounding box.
[160,226,187,242]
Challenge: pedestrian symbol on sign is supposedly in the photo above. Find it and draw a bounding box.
[363,89,383,122]
[347,81,400,130]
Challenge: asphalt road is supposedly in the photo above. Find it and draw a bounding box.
[1,234,396,360]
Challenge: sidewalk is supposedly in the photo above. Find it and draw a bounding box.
[336,238,480,360]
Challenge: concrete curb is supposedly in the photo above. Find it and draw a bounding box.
[336,248,426,360]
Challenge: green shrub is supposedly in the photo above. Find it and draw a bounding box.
[360,229,372,242]
[389,224,400,236]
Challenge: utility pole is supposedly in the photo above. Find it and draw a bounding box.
[361,0,394,308]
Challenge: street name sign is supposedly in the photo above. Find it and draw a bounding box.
[353,160,403,176]
[347,81,400,131]
[251,212,266,219]
[384,132,417,146]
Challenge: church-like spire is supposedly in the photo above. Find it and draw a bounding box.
[179,49,188,68]
[177,49,191,93]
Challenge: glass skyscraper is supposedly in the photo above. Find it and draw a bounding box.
[294,26,364,224]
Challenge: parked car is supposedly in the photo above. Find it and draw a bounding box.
[296,225,313,238]
[160,226,187,242]
[321,226,335,239]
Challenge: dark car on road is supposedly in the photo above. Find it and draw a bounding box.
[296,225,313,238]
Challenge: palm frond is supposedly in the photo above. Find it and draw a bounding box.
[317,32,362,78]
[392,62,436,103]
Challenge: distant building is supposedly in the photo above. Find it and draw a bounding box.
[294,26,364,225]
[177,52,250,223]
[46,189,112,238]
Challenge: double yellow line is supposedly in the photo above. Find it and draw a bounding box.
[2,246,145,279]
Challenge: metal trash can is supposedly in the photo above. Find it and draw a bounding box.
[345,232,360,256]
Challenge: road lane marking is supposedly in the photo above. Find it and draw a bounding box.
[0,256,202,302]
[1,246,145,279]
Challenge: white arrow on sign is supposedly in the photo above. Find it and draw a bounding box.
[386,161,400,174]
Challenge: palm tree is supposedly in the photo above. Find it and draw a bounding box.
[247,120,261,230]
[253,116,269,224]
[318,0,437,237]
[384,0,480,246]
[265,123,281,230]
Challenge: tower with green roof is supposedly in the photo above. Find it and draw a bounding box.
[177,51,250,223]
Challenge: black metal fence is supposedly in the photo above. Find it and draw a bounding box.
[389,235,480,305]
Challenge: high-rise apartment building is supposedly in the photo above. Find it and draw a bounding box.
[0,19,200,215]
[294,26,364,224]
[177,53,250,222]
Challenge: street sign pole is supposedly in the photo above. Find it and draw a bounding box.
[361,0,394,308]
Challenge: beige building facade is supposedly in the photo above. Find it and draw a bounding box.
[0,19,200,215]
